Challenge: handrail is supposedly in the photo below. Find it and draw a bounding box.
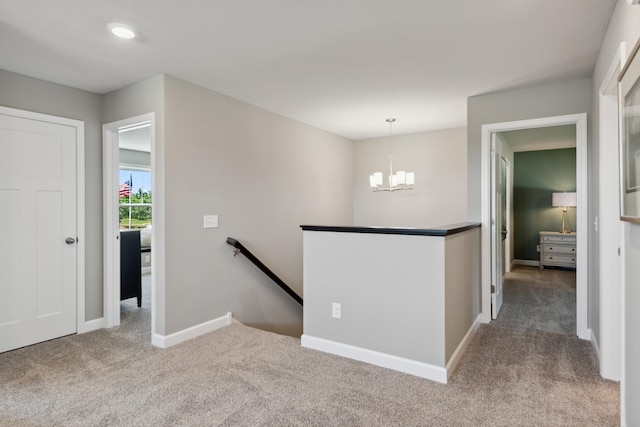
[226,237,303,306]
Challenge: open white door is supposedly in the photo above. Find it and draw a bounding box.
[491,135,507,319]
[0,109,78,352]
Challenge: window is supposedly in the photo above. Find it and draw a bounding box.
[119,168,152,229]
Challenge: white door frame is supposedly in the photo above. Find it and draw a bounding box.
[481,113,589,340]
[102,113,154,329]
[0,105,86,334]
[598,42,626,381]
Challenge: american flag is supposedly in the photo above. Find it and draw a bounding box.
[119,179,131,198]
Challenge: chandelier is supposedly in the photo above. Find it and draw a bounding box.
[369,118,415,192]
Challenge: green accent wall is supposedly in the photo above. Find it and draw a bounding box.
[513,148,576,261]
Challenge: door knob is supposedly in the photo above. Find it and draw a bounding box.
[65,237,76,244]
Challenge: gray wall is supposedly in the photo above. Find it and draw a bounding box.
[513,148,577,261]
[444,229,480,362]
[591,1,640,424]
[466,78,594,342]
[162,75,353,337]
[5,68,351,339]
[468,79,592,220]
[103,74,355,338]
[353,127,467,227]
[302,227,480,370]
[0,69,104,321]
[103,75,167,334]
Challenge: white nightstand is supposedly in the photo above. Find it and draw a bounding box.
[539,231,576,269]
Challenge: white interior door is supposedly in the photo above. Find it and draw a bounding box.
[0,112,77,352]
[491,135,506,319]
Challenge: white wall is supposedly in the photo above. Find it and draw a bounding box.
[353,127,467,227]
[591,1,640,424]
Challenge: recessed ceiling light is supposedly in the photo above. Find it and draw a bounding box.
[108,23,136,39]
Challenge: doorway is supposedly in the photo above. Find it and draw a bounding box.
[492,126,577,323]
[103,114,155,332]
[481,113,588,340]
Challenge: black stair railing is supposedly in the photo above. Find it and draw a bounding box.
[226,237,303,306]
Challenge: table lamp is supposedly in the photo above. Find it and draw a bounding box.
[552,192,577,233]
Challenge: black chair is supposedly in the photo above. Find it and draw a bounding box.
[120,230,142,307]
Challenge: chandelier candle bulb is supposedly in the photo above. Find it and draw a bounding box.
[406,172,415,185]
[370,172,383,188]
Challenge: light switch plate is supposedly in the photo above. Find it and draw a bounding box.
[203,215,219,229]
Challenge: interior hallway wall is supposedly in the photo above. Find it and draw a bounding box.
[0,68,104,321]
[162,75,353,337]
[103,75,166,333]
[467,77,593,334]
[353,127,467,227]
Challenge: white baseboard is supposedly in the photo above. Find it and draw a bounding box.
[301,335,448,384]
[445,314,482,381]
[302,315,481,384]
[77,317,105,334]
[152,312,232,348]
[513,259,540,267]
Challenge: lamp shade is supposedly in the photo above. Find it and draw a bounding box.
[552,192,577,207]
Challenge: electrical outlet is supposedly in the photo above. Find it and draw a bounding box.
[536,244,540,252]
[332,302,341,319]
[203,215,219,229]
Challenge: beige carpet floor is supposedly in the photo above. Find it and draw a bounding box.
[0,267,619,426]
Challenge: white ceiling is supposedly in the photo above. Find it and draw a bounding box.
[0,0,616,140]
